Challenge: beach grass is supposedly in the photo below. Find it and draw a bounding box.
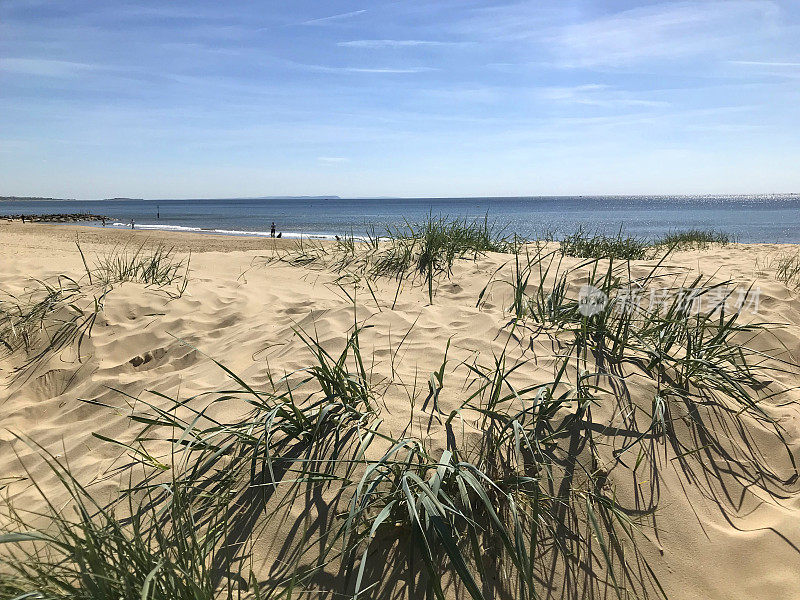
[559,227,650,260]
[3,292,787,599]
[270,215,514,303]
[0,241,189,374]
[556,227,732,260]
[1,223,793,600]
[655,229,732,250]
[0,275,107,369]
[0,443,230,600]
[1,324,654,599]
[81,239,190,295]
[775,251,800,288]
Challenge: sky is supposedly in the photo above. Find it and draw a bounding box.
[1,0,799,199]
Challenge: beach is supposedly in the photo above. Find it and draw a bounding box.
[5,0,800,596]
[0,221,302,255]
[2,222,800,599]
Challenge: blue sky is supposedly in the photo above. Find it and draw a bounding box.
[1,0,799,198]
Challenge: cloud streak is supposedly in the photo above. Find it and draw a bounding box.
[730,60,800,67]
[0,58,101,78]
[302,10,366,26]
[338,39,458,48]
[549,1,780,68]
[540,84,670,108]
[293,61,436,74]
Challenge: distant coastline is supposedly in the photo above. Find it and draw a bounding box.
[1,195,341,202]
[2,195,800,242]
[0,196,76,202]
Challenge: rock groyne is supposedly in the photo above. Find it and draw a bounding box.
[1,213,112,223]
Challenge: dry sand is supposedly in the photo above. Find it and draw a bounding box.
[1,221,800,599]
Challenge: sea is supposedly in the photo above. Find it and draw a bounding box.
[2,195,800,243]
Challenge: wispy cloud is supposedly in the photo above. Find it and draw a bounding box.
[344,67,435,74]
[540,84,669,108]
[550,1,779,68]
[338,39,458,48]
[297,62,436,74]
[730,60,800,67]
[0,58,101,78]
[302,9,366,26]
[2,1,799,198]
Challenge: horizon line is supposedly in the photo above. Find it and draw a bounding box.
[3,191,800,202]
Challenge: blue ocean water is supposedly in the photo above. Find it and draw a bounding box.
[2,195,800,243]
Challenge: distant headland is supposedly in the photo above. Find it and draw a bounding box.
[0,196,76,202]
[246,196,341,200]
[1,195,340,202]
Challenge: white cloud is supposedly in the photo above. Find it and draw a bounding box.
[295,62,436,74]
[318,156,349,163]
[343,67,435,74]
[730,60,800,67]
[338,39,457,48]
[540,84,670,108]
[302,10,366,26]
[550,1,780,68]
[0,58,100,77]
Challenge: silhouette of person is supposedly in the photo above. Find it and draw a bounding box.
[271,222,276,238]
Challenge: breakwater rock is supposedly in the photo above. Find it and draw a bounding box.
[1,213,112,223]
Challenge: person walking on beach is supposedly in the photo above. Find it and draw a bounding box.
[130,219,135,229]
[271,222,276,238]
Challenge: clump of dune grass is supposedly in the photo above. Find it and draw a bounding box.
[655,229,733,250]
[87,240,190,292]
[559,227,650,260]
[486,249,786,410]
[481,248,797,486]
[478,247,585,326]
[5,319,668,600]
[774,252,800,288]
[271,215,515,303]
[0,242,189,374]
[556,227,733,260]
[0,443,234,600]
[3,300,791,598]
[0,276,107,368]
[397,215,514,302]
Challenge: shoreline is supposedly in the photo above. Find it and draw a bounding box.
[2,221,799,257]
[0,221,309,254]
[92,220,356,241]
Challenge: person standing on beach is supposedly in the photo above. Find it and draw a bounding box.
[131,219,135,229]
[271,222,276,238]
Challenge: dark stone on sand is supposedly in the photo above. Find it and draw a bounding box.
[1,213,112,223]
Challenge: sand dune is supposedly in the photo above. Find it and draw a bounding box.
[1,223,800,599]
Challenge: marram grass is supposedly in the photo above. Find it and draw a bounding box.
[1,224,793,600]
[0,240,189,376]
